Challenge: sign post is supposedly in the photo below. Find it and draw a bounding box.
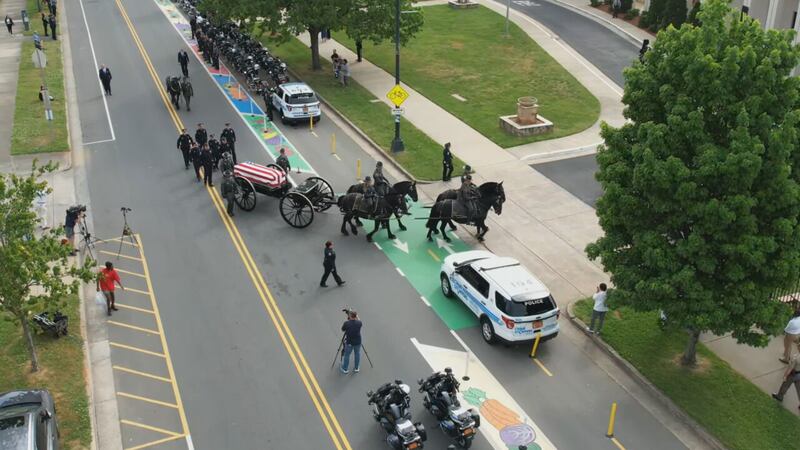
[31,42,53,121]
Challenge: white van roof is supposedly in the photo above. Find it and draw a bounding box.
[476,257,550,300]
[281,82,314,95]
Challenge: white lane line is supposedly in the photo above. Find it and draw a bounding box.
[449,329,473,354]
[373,242,382,250]
[84,138,116,146]
[420,296,431,307]
[396,267,405,277]
[78,0,115,141]
[185,434,195,450]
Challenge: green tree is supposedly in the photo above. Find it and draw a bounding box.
[342,0,424,61]
[586,0,800,366]
[0,163,95,372]
[660,0,687,29]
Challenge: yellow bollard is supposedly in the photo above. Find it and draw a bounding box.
[356,159,362,180]
[529,332,542,358]
[606,402,618,438]
[331,133,336,154]
[310,115,314,132]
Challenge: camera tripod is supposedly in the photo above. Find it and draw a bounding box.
[77,218,102,260]
[330,333,373,370]
[115,207,136,258]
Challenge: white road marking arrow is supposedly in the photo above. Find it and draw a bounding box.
[436,237,455,255]
[393,239,409,254]
[410,337,557,450]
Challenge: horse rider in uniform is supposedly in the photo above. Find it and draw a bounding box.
[373,161,389,197]
[363,176,377,213]
[221,171,237,217]
[460,165,473,184]
[176,129,193,170]
[276,148,291,173]
[458,174,480,222]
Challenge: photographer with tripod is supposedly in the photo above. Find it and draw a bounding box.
[340,309,362,374]
[64,205,85,256]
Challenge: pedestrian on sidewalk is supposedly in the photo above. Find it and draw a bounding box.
[340,59,350,87]
[5,15,13,34]
[772,341,800,410]
[41,13,48,36]
[781,309,800,364]
[49,0,57,16]
[48,14,56,40]
[355,40,363,62]
[612,0,621,18]
[331,49,340,78]
[589,283,609,334]
[442,142,453,181]
[97,261,124,317]
[320,241,345,287]
[99,64,112,95]
[177,129,193,169]
[340,310,362,374]
[178,49,190,77]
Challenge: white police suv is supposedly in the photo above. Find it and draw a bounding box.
[440,250,560,345]
[271,82,321,125]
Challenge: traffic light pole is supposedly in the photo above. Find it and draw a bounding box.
[391,0,405,153]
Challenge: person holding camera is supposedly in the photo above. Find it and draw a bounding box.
[340,310,362,374]
[64,205,84,255]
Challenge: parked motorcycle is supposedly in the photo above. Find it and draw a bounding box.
[418,368,480,449]
[367,381,427,450]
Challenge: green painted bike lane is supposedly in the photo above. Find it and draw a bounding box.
[371,202,479,330]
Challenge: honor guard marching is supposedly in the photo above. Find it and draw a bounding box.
[221,123,237,163]
[178,49,189,77]
[208,134,221,169]
[220,152,234,174]
[221,171,236,217]
[195,123,208,148]
[200,144,214,187]
[189,142,202,181]
[177,129,193,170]
[276,148,291,173]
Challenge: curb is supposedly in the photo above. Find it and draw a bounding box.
[284,66,433,185]
[546,0,646,47]
[566,300,728,450]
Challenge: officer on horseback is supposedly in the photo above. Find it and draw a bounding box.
[458,174,480,222]
[373,161,389,196]
[363,176,377,212]
[276,148,291,173]
[460,165,473,184]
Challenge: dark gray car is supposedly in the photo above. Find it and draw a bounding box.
[0,390,59,450]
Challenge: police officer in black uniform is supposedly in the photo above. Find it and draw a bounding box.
[176,129,193,169]
[221,171,237,217]
[276,148,291,173]
[189,142,202,182]
[320,241,345,287]
[221,123,237,163]
[208,134,221,170]
[442,142,453,182]
[460,165,473,184]
[189,13,197,39]
[458,174,480,221]
[195,123,208,149]
[178,49,189,77]
[200,144,214,187]
[373,161,389,196]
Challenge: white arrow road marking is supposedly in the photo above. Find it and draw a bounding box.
[393,239,409,254]
[436,237,455,255]
[410,337,557,450]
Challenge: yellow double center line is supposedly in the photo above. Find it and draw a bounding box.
[114,1,352,449]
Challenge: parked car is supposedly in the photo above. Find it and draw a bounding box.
[270,82,321,125]
[440,250,560,345]
[0,389,59,450]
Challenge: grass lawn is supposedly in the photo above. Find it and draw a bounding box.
[10,0,69,155]
[332,5,600,148]
[0,294,91,449]
[574,299,800,450]
[264,37,463,181]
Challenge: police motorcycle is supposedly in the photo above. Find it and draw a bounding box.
[418,368,480,449]
[367,381,427,450]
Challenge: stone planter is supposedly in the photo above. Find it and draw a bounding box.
[517,96,539,125]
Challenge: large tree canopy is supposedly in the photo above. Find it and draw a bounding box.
[199,0,423,70]
[586,0,800,365]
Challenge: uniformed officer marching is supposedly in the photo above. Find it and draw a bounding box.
[442,142,453,182]
[208,134,221,170]
[178,49,190,77]
[320,241,345,287]
[200,144,214,187]
[176,129,193,170]
[276,148,291,173]
[221,171,237,217]
[458,174,480,221]
[220,152,235,174]
[221,123,237,164]
[195,123,208,149]
[373,161,389,196]
[189,142,202,181]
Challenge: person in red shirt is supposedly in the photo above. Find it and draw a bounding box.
[97,261,124,316]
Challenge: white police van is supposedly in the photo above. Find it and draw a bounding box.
[440,250,560,345]
[271,82,321,125]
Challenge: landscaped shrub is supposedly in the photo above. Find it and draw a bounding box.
[625,7,640,19]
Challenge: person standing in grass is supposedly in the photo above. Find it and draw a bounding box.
[41,13,48,36]
[340,59,351,87]
[588,283,609,334]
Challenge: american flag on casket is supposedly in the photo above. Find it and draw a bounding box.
[233,162,287,189]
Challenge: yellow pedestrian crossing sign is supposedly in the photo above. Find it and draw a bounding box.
[386,84,409,107]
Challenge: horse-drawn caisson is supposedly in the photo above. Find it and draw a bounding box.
[232,162,335,228]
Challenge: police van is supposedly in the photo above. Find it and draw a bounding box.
[271,82,321,125]
[440,250,560,345]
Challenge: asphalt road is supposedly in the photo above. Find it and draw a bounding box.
[532,155,603,208]
[506,0,640,87]
[66,0,685,448]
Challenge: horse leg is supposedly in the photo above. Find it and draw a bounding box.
[396,212,407,231]
[350,215,358,235]
[449,220,457,231]
[341,215,350,236]
[440,221,451,242]
[355,217,363,227]
[367,220,379,242]
[386,220,396,240]
[426,219,436,241]
[477,220,487,242]
[186,95,191,112]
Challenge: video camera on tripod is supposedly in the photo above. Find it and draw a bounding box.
[66,204,86,219]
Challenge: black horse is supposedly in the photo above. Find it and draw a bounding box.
[425,182,505,242]
[165,76,181,110]
[346,180,418,231]
[338,181,417,242]
[180,77,193,111]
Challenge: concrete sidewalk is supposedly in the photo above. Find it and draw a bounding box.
[0,0,26,169]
